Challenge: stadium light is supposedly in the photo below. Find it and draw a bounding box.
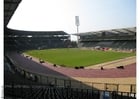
[75,16,80,33]
[75,16,80,45]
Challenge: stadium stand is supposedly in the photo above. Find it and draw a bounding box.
[74,27,136,51]
[5,28,72,50]
[4,0,136,98]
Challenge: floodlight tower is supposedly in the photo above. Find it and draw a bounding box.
[75,16,80,46]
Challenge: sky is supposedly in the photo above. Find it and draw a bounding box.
[7,0,136,35]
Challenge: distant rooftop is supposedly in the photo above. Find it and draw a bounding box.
[73,27,136,36]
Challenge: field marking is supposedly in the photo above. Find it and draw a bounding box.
[85,56,136,69]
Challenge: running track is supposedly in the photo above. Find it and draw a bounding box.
[7,52,136,78]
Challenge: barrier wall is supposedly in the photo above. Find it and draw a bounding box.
[9,57,136,93]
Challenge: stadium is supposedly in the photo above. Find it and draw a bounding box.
[4,0,136,99]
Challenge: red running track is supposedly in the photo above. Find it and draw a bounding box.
[8,52,136,78]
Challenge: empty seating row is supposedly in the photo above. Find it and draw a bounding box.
[4,84,136,99]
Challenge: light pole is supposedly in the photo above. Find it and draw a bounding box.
[75,16,80,46]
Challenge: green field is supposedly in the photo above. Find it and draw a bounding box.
[25,48,135,67]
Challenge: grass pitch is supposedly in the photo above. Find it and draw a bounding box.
[25,48,135,67]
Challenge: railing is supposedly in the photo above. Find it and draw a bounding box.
[4,84,136,99]
[6,55,136,95]
[7,56,136,93]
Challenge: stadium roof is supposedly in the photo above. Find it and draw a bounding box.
[73,27,136,36]
[4,0,22,27]
[5,28,69,35]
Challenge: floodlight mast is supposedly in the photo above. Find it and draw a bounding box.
[75,16,80,47]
